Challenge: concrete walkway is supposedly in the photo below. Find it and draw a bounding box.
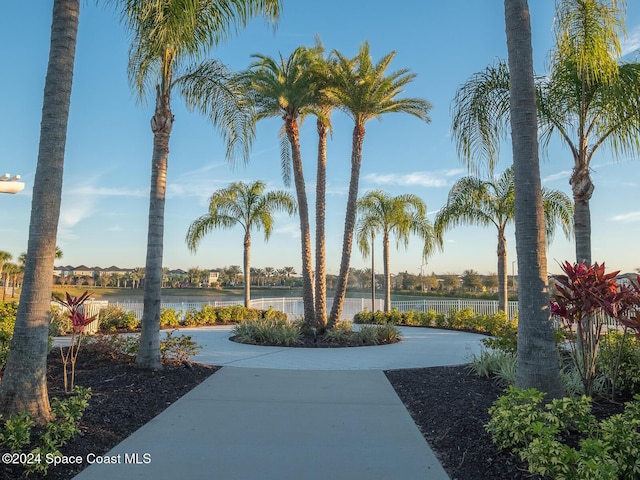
[73,327,486,480]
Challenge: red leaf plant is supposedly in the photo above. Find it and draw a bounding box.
[550,262,630,396]
[53,291,97,393]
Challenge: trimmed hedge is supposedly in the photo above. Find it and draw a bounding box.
[353,307,517,337]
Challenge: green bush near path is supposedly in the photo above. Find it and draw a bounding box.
[354,307,517,338]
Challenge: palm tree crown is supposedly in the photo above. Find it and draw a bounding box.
[325,41,432,327]
[435,167,573,313]
[185,180,296,307]
[357,190,435,312]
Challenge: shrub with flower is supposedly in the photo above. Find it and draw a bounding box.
[53,291,96,393]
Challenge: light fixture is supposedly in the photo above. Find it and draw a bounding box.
[0,172,25,194]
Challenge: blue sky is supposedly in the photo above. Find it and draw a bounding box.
[1,1,640,277]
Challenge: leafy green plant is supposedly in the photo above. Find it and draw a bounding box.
[598,331,640,399]
[0,412,34,451]
[0,386,92,477]
[353,325,380,345]
[486,386,548,451]
[0,302,18,371]
[487,387,640,480]
[86,333,139,358]
[98,305,140,332]
[375,323,402,343]
[468,349,516,385]
[160,308,181,328]
[160,330,202,362]
[232,318,301,346]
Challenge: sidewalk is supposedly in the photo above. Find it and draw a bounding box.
[72,327,484,479]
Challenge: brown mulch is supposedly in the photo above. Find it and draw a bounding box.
[0,339,627,480]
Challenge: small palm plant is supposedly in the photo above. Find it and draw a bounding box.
[54,291,96,393]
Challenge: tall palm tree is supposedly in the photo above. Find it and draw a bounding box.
[435,167,573,314]
[115,0,281,369]
[324,42,432,327]
[504,0,564,398]
[244,47,318,327]
[0,0,79,423]
[307,39,336,329]
[2,262,20,302]
[186,181,296,307]
[0,251,12,292]
[453,1,640,266]
[356,190,435,312]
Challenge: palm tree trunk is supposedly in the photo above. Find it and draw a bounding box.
[0,0,79,423]
[571,166,593,265]
[285,118,315,325]
[137,85,173,370]
[383,231,391,313]
[314,118,328,329]
[329,124,365,327]
[505,0,563,399]
[497,229,508,314]
[244,231,251,308]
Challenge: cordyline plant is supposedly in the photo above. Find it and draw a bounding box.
[53,291,96,393]
[550,261,640,397]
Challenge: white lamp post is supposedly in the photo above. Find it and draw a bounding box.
[0,173,25,194]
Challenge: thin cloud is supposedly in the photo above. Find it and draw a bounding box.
[610,211,640,223]
[621,25,640,58]
[273,222,301,239]
[364,169,464,188]
[542,170,571,183]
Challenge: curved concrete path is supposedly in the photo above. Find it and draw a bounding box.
[184,325,485,370]
[73,327,486,480]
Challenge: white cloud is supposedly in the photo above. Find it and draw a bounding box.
[542,170,571,183]
[273,222,301,239]
[610,211,640,223]
[621,25,640,58]
[364,169,464,188]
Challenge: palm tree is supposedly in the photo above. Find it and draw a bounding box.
[186,181,296,307]
[504,0,564,398]
[0,251,12,293]
[307,39,336,329]
[356,190,435,312]
[2,262,19,302]
[0,0,79,423]
[435,167,573,314]
[115,0,281,369]
[453,1,640,266]
[324,42,432,327]
[244,47,318,327]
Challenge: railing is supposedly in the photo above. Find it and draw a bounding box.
[97,297,517,321]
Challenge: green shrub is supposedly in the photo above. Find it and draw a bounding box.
[353,325,379,345]
[0,411,34,451]
[160,330,202,362]
[49,305,71,336]
[598,332,640,398]
[86,333,139,358]
[375,323,402,343]
[99,306,140,332]
[232,318,301,346]
[323,321,354,343]
[0,303,17,371]
[468,349,516,385]
[0,386,92,477]
[160,308,181,328]
[487,387,640,480]
[353,310,373,324]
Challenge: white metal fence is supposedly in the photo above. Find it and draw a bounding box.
[98,297,518,321]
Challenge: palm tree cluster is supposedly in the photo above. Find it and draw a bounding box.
[3,0,638,424]
[242,41,432,329]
